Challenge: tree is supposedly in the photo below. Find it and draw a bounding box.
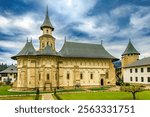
[35,88,40,100]
[120,84,144,100]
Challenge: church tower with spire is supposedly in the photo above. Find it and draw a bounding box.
[39,6,55,50]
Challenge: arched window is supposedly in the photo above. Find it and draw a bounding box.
[47,30,49,33]
[67,73,70,80]
[39,73,41,80]
[90,73,93,79]
[80,73,83,80]
[42,43,44,48]
[47,74,50,80]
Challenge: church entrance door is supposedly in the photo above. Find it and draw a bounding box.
[101,79,104,86]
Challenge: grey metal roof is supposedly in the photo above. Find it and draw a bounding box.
[41,6,54,31]
[0,65,17,73]
[122,41,140,56]
[124,57,150,68]
[37,45,57,56]
[58,41,117,60]
[11,41,36,59]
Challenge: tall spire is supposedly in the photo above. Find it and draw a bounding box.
[122,40,140,56]
[40,5,54,31]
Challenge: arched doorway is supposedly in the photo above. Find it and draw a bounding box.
[101,79,104,86]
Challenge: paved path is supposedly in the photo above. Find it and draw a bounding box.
[42,93,54,100]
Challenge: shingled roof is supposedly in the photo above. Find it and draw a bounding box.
[41,6,54,31]
[0,65,17,73]
[11,41,36,60]
[58,41,117,60]
[122,40,140,56]
[124,57,150,68]
[37,45,57,56]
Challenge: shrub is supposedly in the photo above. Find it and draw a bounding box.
[0,82,4,86]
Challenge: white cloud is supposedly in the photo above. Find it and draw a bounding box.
[111,5,133,17]
[0,40,24,49]
[0,12,41,36]
[130,7,150,30]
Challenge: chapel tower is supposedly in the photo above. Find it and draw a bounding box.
[39,6,55,50]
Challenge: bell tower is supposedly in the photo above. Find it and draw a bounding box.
[121,39,140,78]
[121,40,140,67]
[39,6,55,50]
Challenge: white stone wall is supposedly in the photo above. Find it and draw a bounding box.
[124,66,150,84]
[1,73,17,83]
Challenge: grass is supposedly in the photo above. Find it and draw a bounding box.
[0,85,49,95]
[56,88,85,93]
[0,96,38,100]
[56,91,150,100]
[0,85,37,95]
[88,87,110,91]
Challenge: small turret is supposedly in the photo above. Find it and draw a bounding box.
[39,6,55,50]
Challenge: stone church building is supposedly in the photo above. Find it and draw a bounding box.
[12,8,117,91]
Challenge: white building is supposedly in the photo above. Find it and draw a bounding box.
[123,57,150,84]
[0,65,17,83]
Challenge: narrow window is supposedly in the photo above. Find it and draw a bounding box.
[130,77,132,81]
[135,77,138,82]
[135,68,138,73]
[55,73,57,80]
[39,73,41,80]
[130,69,132,73]
[47,74,50,80]
[90,73,93,79]
[141,68,144,73]
[148,77,150,82]
[67,73,70,80]
[42,43,44,48]
[80,73,83,80]
[141,77,144,82]
[147,67,150,72]
[47,30,49,33]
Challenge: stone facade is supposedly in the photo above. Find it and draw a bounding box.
[14,56,116,91]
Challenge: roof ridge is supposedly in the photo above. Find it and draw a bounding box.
[65,40,102,46]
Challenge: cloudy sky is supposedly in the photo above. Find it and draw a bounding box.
[0,0,150,65]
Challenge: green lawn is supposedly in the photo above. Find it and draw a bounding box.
[0,85,37,95]
[0,85,49,95]
[57,88,85,93]
[0,96,37,100]
[57,91,150,100]
[88,87,110,91]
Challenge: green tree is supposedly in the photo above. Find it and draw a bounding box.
[35,88,40,100]
[120,84,144,100]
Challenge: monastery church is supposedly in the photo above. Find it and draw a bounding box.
[11,7,118,91]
